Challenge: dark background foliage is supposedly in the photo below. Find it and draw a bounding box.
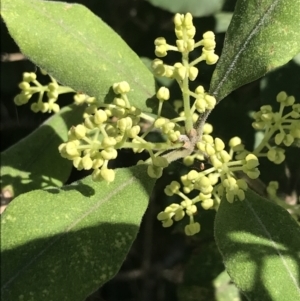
[1,0,299,300]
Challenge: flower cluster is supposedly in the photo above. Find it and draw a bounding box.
[151,13,218,132]
[252,91,300,163]
[157,91,300,235]
[58,82,185,182]
[157,133,261,235]
[14,70,74,113]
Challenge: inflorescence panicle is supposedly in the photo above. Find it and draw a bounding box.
[14,13,300,236]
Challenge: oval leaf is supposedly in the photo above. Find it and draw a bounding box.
[1,164,155,301]
[214,189,300,301]
[1,0,156,112]
[0,104,84,198]
[210,0,300,101]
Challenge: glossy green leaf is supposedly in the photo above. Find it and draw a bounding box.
[0,104,84,198]
[147,0,225,17]
[1,164,155,301]
[214,189,300,301]
[210,0,300,101]
[1,0,156,112]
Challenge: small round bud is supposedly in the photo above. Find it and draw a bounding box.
[152,156,169,168]
[113,81,130,94]
[188,66,198,81]
[185,222,200,236]
[94,109,107,125]
[276,91,288,103]
[156,87,170,101]
[100,168,115,182]
[18,81,31,90]
[201,199,214,210]
[229,137,242,148]
[74,124,86,139]
[81,155,93,170]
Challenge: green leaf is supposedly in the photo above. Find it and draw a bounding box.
[1,0,156,112]
[147,0,225,17]
[214,189,300,301]
[210,0,300,101]
[1,164,155,301]
[0,104,84,198]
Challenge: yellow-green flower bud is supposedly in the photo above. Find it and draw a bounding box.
[206,52,219,65]
[155,45,168,57]
[203,123,213,134]
[66,141,80,157]
[127,125,140,138]
[245,154,259,169]
[18,81,31,90]
[202,134,214,144]
[48,82,58,91]
[195,98,206,113]
[74,93,87,105]
[186,205,197,216]
[73,157,82,170]
[147,165,163,178]
[229,136,242,148]
[101,168,115,182]
[223,177,236,189]
[156,86,170,101]
[168,130,180,142]
[157,211,171,221]
[101,148,118,160]
[81,155,93,170]
[187,170,199,181]
[154,117,167,128]
[113,81,130,94]
[203,31,215,40]
[204,95,216,109]
[210,154,223,168]
[47,91,58,99]
[23,72,37,82]
[153,156,169,168]
[183,156,194,166]
[283,134,294,146]
[185,222,200,236]
[237,179,248,190]
[84,116,95,129]
[164,181,181,196]
[246,169,260,179]
[174,63,187,80]
[201,199,214,210]
[208,173,219,185]
[188,66,198,81]
[113,97,126,107]
[205,143,216,156]
[197,176,211,188]
[219,150,231,163]
[102,137,117,148]
[276,91,288,103]
[74,124,86,139]
[94,109,107,125]
[187,39,195,51]
[162,219,174,228]
[154,37,167,46]
[226,192,235,203]
[174,208,185,221]
[92,157,104,169]
[174,13,183,26]
[214,138,225,151]
[181,199,192,207]
[267,148,285,164]
[237,189,245,201]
